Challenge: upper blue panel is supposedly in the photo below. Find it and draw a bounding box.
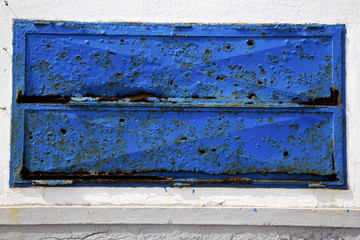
[13,21,344,106]
[24,34,333,102]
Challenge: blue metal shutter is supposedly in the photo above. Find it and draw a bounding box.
[11,21,346,188]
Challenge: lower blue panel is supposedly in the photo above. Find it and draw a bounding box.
[23,107,335,179]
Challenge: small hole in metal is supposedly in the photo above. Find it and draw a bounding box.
[248,93,257,99]
[247,39,255,47]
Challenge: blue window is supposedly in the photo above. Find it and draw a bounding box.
[11,21,346,188]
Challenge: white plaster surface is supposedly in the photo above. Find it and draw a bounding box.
[1,206,360,228]
[2,224,360,240]
[1,0,360,230]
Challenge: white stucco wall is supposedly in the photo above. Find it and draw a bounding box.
[1,0,360,235]
[2,224,360,240]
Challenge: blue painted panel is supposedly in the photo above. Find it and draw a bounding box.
[10,20,346,188]
[24,108,334,175]
[24,34,333,103]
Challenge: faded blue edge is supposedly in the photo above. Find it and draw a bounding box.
[10,20,26,187]
[339,24,347,189]
[12,19,345,37]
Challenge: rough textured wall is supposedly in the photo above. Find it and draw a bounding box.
[1,0,360,238]
[1,225,360,240]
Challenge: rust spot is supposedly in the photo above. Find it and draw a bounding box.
[20,168,256,185]
[299,87,340,106]
[16,93,71,104]
[247,39,255,47]
[259,66,266,75]
[117,92,161,102]
[114,72,124,78]
[223,43,232,51]
[248,93,257,100]
[332,152,336,174]
[202,49,213,63]
[17,92,163,104]
[325,55,332,61]
[330,139,334,148]
[60,128,67,135]
[216,75,227,81]
[198,149,206,155]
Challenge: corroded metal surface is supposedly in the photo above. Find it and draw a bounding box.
[10,20,346,187]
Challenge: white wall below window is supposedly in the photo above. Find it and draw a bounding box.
[0,0,360,236]
[2,224,360,240]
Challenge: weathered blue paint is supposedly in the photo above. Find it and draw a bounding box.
[10,20,346,188]
[24,33,333,102]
